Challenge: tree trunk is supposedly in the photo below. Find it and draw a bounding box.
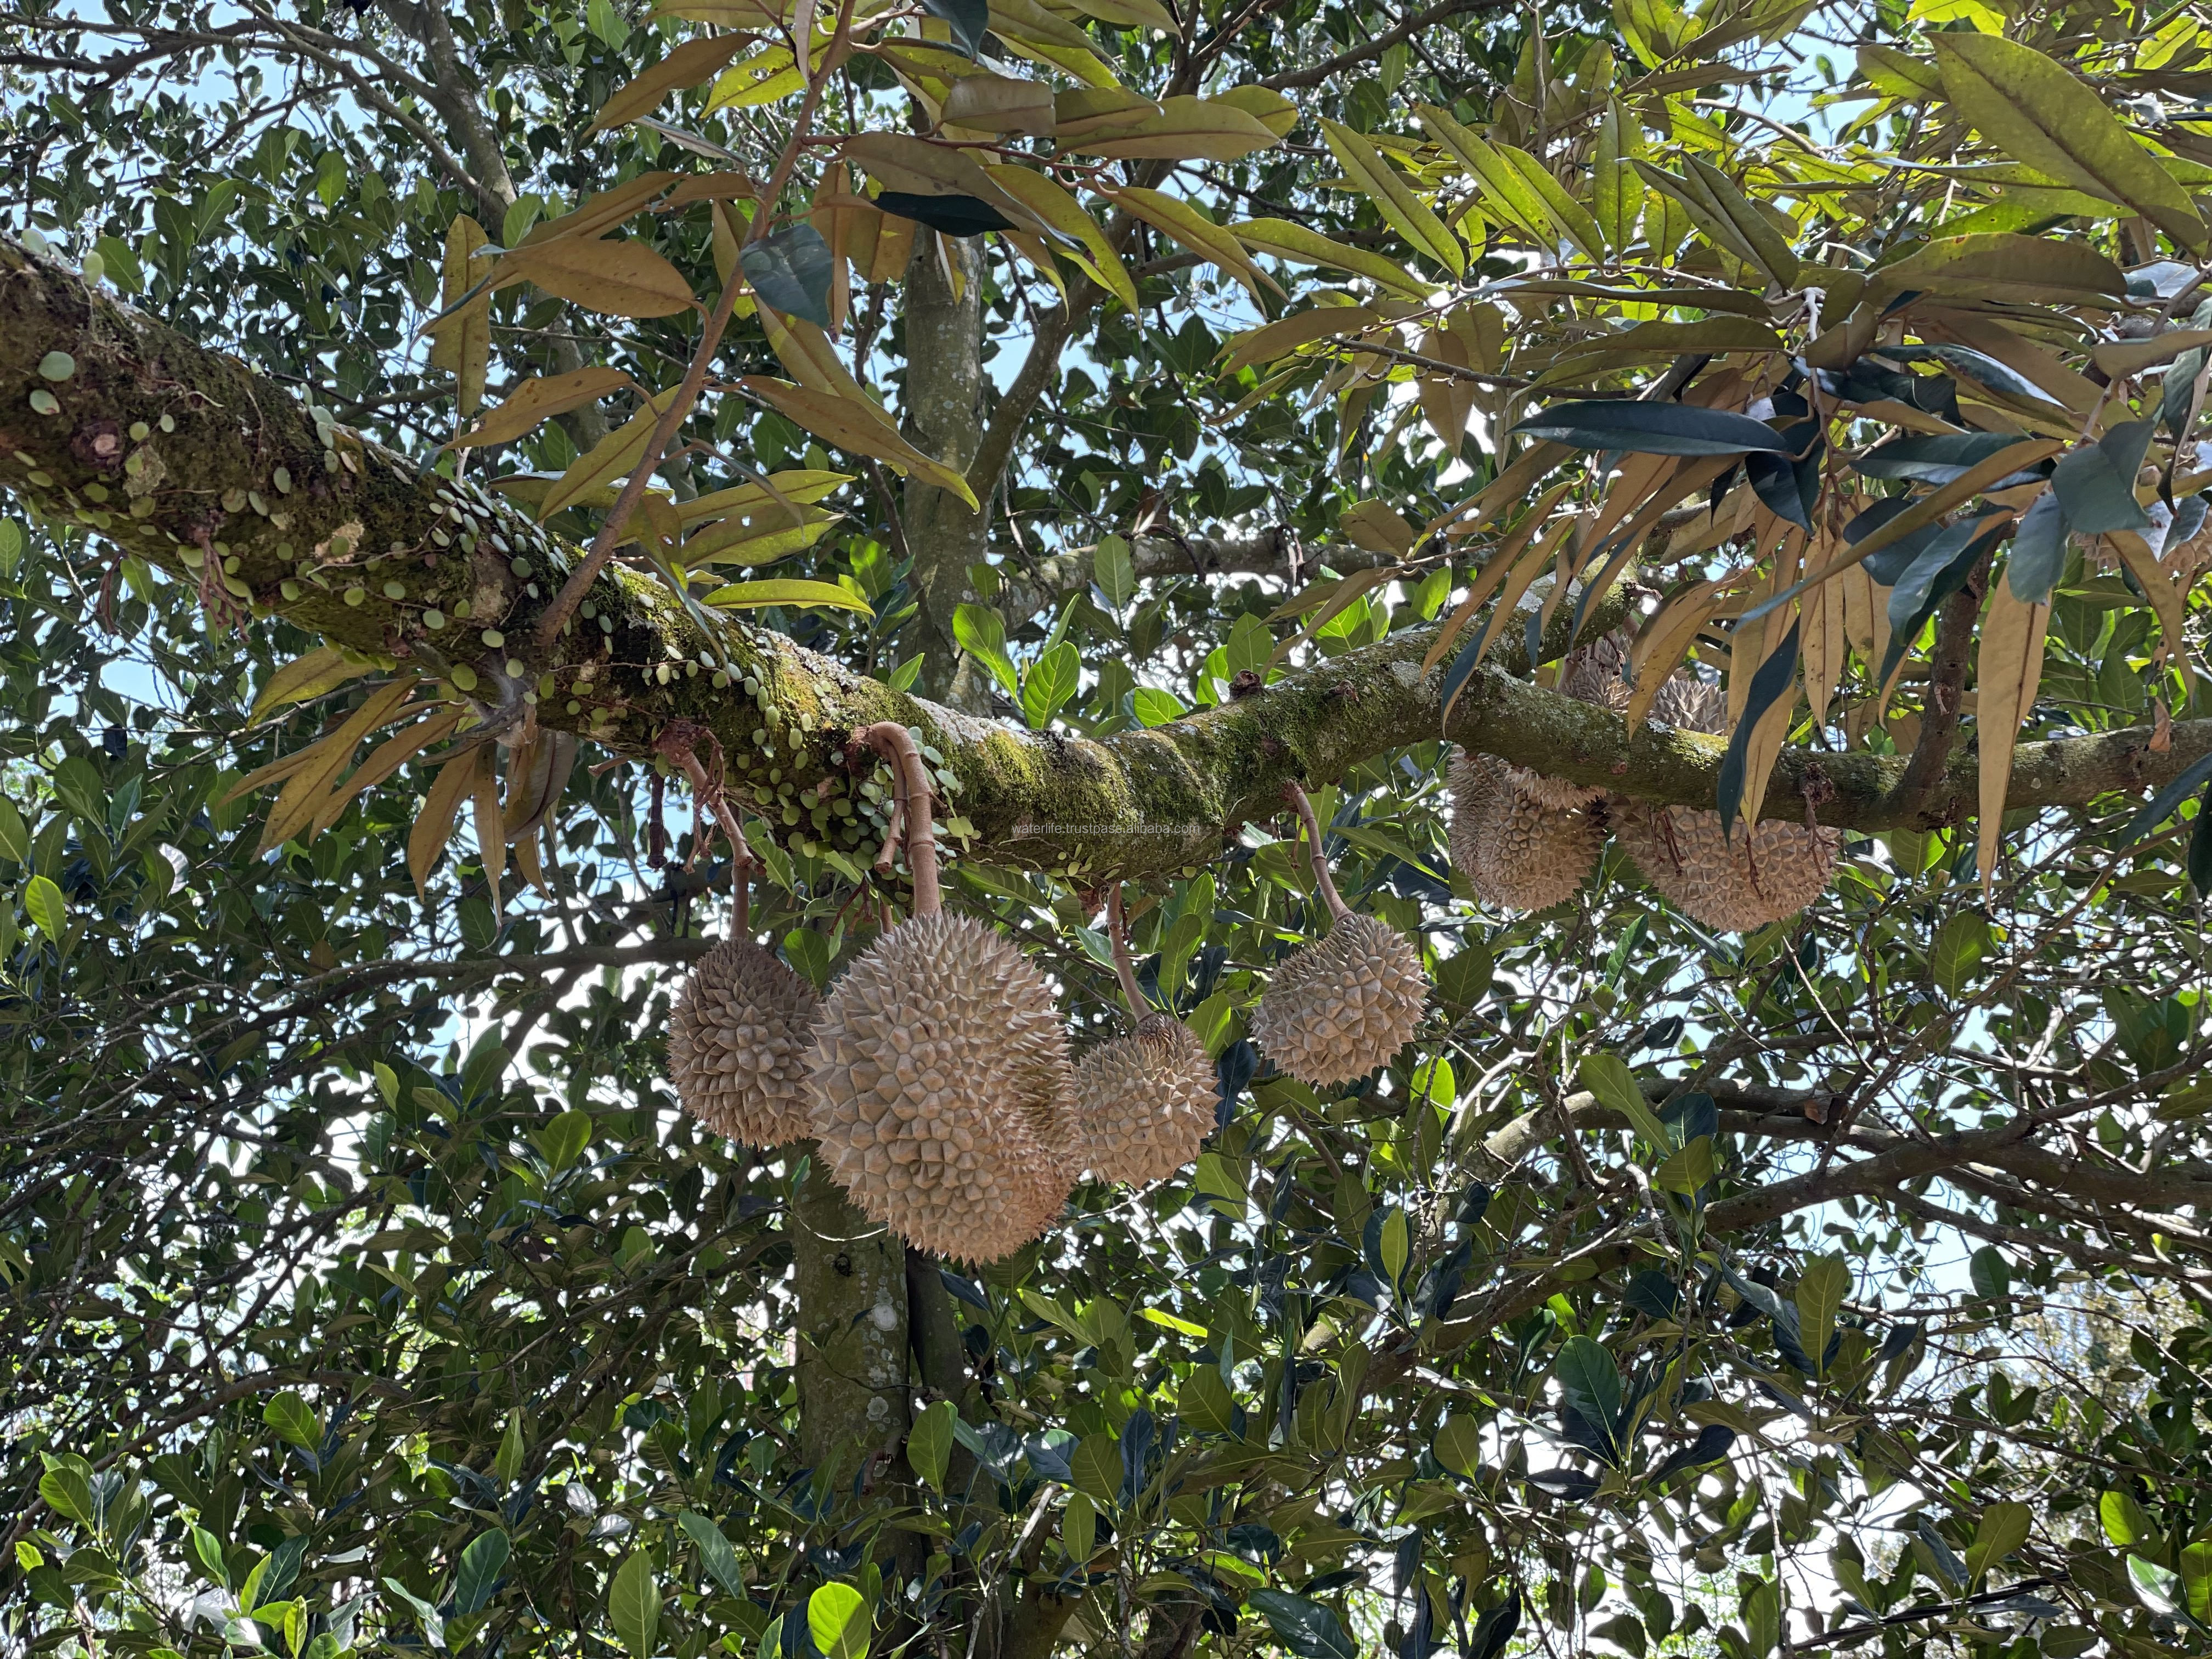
[899,232,997,713]
[789,1150,909,1483]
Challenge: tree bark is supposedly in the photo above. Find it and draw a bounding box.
[789,1150,909,1479]
[2,236,2204,889]
[900,232,995,712]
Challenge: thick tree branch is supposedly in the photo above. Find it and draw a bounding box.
[4,240,2205,894]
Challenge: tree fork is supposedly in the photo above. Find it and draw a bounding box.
[2,237,2204,891]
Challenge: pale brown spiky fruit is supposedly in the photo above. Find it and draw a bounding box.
[1251,911,1428,1087]
[668,938,820,1146]
[1610,802,1841,932]
[1447,748,1605,911]
[806,911,1075,1262]
[1614,670,1839,930]
[1077,1013,1217,1185]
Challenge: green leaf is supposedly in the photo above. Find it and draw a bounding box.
[806,1582,870,1659]
[1020,640,1080,729]
[608,1551,661,1659]
[36,1457,95,1529]
[2129,1553,2190,1624]
[678,1511,748,1601]
[2051,418,2156,535]
[453,1529,509,1616]
[703,578,874,616]
[191,1526,230,1589]
[0,517,22,577]
[1319,119,1465,276]
[262,1390,320,1451]
[907,1399,955,1491]
[1132,686,1185,727]
[1964,1500,2032,1583]
[1060,1491,1097,1560]
[740,224,835,327]
[1071,1432,1121,1504]
[1933,32,2207,253]
[1577,1053,1670,1148]
[533,1109,592,1174]
[1178,1366,1237,1434]
[1222,612,1274,680]
[1968,1244,2011,1301]
[384,1578,447,1647]
[1555,1335,1623,1427]
[23,872,67,941]
[1513,400,1788,456]
[1795,1255,1849,1378]
[1931,912,1990,997]
[1433,1414,1482,1478]
[1093,534,1135,609]
[1377,1206,1409,1287]
[1651,1136,1714,1195]
[0,796,26,863]
[951,602,1021,699]
[493,1409,526,1485]
[1246,1589,1358,1659]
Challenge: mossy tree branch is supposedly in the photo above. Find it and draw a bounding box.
[2,239,2203,888]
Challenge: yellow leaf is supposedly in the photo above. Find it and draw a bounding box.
[445,366,639,452]
[473,744,506,914]
[1321,119,1465,276]
[591,37,752,131]
[520,173,681,247]
[1933,31,2208,253]
[1212,84,1296,137]
[1058,0,1174,29]
[1217,306,1382,376]
[681,509,842,567]
[500,238,696,319]
[941,72,1056,137]
[703,578,877,614]
[409,744,484,898]
[985,0,1115,82]
[1800,558,1848,728]
[741,377,979,509]
[539,390,685,521]
[2107,529,2197,699]
[258,680,421,853]
[1064,95,1282,162]
[1228,218,1427,300]
[429,216,493,419]
[1974,580,2049,891]
[1109,188,1275,299]
[1339,499,1417,560]
[251,646,371,721]
[985,165,1137,312]
[704,46,807,111]
[310,708,466,837]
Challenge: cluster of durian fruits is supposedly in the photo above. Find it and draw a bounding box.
[1449,635,1841,932]
[667,725,1427,1265]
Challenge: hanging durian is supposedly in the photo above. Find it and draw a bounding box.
[806,722,1076,1262]
[1076,886,1218,1185]
[1250,781,1428,1088]
[1611,671,1840,932]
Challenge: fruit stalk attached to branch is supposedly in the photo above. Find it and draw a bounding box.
[1076,887,1218,1186]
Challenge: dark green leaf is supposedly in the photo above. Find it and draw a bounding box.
[1246,1589,1358,1659]
[1853,431,2042,486]
[1511,400,1790,456]
[2119,748,2212,843]
[2051,418,2157,534]
[2006,490,2068,604]
[740,225,835,328]
[1878,513,2008,690]
[921,0,989,58]
[453,1529,509,1616]
[1716,618,1799,840]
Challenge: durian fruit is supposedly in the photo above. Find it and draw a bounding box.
[1612,670,1841,931]
[1251,782,1427,1087]
[1077,1013,1217,1185]
[805,721,1076,1262]
[1610,800,1841,932]
[1447,748,1605,911]
[1076,887,1217,1184]
[669,936,821,1146]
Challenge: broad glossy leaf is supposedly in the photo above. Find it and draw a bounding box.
[609,1551,661,1659]
[2006,489,2068,603]
[1513,400,1789,456]
[2051,418,2156,533]
[1878,512,2010,693]
[452,1529,508,1616]
[1934,32,2207,252]
[1246,1589,1358,1659]
[740,223,835,326]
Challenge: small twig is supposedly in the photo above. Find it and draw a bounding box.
[1281,780,1349,923]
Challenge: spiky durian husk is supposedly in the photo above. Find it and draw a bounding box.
[1077,1014,1218,1186]
[1649,672,1728,735]
[806,912,1075,1262]
[1447,748,1605,911]
[1611,802,1841,932]
[1559,628,1635,713]
[1251,911,1427,1087]
[668,938,820,1146]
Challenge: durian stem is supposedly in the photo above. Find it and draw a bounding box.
[1282,781,1351,924]
[860,722,939,916]
[1105,886,1151,1020]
